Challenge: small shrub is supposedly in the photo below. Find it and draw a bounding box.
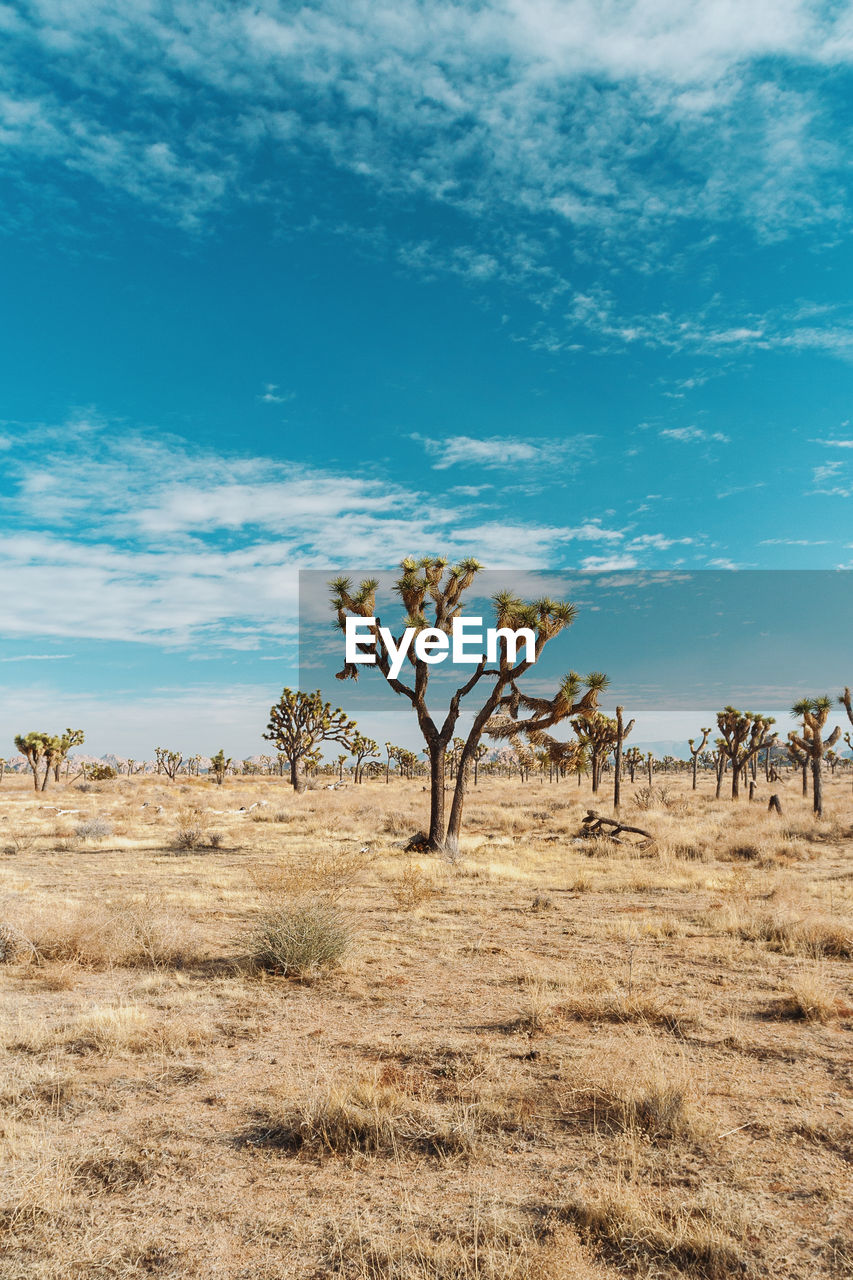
[172,808,207,851]
[208,830,224,849]
[530,894,554,912]
[74,817,112,842]
[634,785,671,811]
[250,899,351,978]
[87,764,117,782]
[2,829,38,855]
[382,811,412,836]
[390,863,439,911]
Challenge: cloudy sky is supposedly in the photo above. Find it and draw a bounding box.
[2,0,853,755]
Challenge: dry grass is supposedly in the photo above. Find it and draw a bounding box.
[17,895,204,969]
[0,769,851,1278]
[566,1181,751,1278]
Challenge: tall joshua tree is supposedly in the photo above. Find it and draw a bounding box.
[331,556,605,855]
[154,747,183,780]
[570,712,617,795]
[623,745,643,783]
[688,727,711,791]
[51,728,85,782]
[264,688,357,793]
[14,732,53,791]
[716,707,777,800]
[612,706,635,812]
[789,697,839,818]
[210,749,231,785]
[351,734,380,783]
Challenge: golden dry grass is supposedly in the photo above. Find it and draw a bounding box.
[0,767,851,1278]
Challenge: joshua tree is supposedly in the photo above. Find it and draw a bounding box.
[570,712,617,795]
[715,707,777,800]
[688,728,711,791]
[14,732,55,791]
[351,733,380,783]
[264,688,357,793]
[473,742,490,785]
[612,706,635,812]
[623,745,643,783]
[45,728,85,782]
[210,749,231,785]
[786,734,810,796]
[788,696,840,817]
[331,556,605,855]
[154,747,183,780]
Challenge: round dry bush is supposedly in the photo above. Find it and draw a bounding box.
[250,899,351,978]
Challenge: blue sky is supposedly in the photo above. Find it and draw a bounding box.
[2,0,853,756]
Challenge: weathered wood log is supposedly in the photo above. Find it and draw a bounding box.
[580,809,654,846]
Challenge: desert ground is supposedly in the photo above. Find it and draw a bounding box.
[0,768,851,1279]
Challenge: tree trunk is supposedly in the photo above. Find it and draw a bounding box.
[614,708,624,812]
[646,756,653,787]
[812,752,823,817]
[290,757,306,793]
[802,762,808,797]
[715,754,725,800]
[731,759,740,799]
[427,743,447,850]
[692,753,698,790]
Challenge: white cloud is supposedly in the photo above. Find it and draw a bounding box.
[413,431,596,470]
[659,426,730,443]
[0,653,71,662]
[626,533,693,550]
[580,554,638,571]
[259,384,295,404]
[3,0,852,285]
[759,538,830,546]
[0,419,636,645]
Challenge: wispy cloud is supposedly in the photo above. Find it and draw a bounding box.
[759,538,830,546]
[3,0,853,347]
[659,426,730,444]
[580,554,639,571]
[626,534,693,551]
[0,653,71,662]
[258,384,295,404]
[0,418,658,646]
[412,432,596,471]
